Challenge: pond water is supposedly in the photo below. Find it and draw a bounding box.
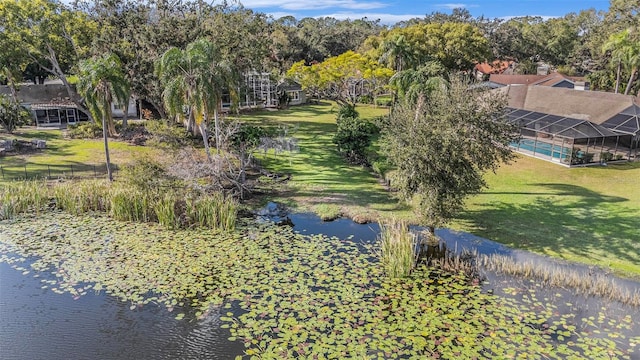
[1,211,639,359]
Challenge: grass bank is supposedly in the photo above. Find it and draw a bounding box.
[241,103,640,279]
[453,155,640,279]
[0,127,158,181]
[239,102,411,223]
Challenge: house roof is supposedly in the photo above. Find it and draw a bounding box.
[504,108,622,139]
[496,86,638,124]
[490,73,586,87]
[474,60,514,75]
[495,85,640,137]
[0,84,73,105]
[277,80,302,91]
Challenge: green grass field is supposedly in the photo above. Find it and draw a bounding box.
[2,104,639,278]
[238,102,408,222]
[240,103,640,279]
[453,155,640,279]
[0,128,156,181]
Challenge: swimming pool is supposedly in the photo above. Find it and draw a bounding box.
[511,139,571,160]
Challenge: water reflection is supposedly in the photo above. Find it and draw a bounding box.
[0,260,243,360]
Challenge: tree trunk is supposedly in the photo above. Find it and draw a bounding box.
[121,96,129,128]
[186,109,195,134]
[214,107,221,154]
[45,44,94,122]
[102,113,113,182]
[200,121,212,162]
[624,68,637,96]
[615,60,622,94]
[149,100,166,120]
[4,70,19,104]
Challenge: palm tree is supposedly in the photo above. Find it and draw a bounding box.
[603,29,640,95]
[380,34,417,73]
[603,30,630,94]
[156,38,235,159]
[390,61,447,105]
[77,53,130,181]
[621,42,640,95]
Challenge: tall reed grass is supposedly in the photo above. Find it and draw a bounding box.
[0,181,49,219]
[154,193,180,229]
[53,180,111,214]
[2,177,238,232]
[187,192,237,231]
[110,187,155,223]
[378,220,417,278]
[479,254,640,306]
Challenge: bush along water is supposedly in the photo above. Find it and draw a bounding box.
[0,178,237,232]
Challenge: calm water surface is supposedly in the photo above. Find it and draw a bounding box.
[1,212,639,359]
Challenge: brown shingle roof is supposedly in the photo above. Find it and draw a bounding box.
[490,73,586,87]
[496,85,639,125]
[475,60,513,75]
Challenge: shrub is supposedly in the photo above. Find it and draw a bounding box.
[336,104,359,121]
[145,121,191,148]
[600,152,613,162]
[67,122,103,139]
[119,159,168,190]
[333,111,379,166]
[0,95,31,133]
[375,97,392,107]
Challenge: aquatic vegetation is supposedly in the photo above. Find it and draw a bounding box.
[0,179,236,231]
[378,220,417,278]
[1,212,638,358]
[0,180,49,219]
[480,254,640,306]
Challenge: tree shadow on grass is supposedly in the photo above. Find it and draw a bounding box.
[456,183,640,273]
[256,119,404,211]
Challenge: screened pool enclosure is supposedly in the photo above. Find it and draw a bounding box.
[505,108,639,166]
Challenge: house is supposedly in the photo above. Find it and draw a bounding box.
[0,82,136,128]
[473,60,515,81]
[224,73,307,110]
[495,85,640,166]
[489,73,589,90]
[277,80,306,106]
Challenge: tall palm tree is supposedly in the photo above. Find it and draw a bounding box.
[380,34,417,72]
[390,61,447,105]
[603,30,630,94]
[77,53,130,181]
[621,43,640,95]
[156,38,235,160]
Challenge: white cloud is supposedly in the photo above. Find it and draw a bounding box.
[315,12,424,24]
[239,0,387,11]
[435,3,469,10]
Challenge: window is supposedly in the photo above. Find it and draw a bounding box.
[287,91,300,101]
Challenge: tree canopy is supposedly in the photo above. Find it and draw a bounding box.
[381,77,518,233]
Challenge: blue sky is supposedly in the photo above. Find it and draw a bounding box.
[239,0,610,24]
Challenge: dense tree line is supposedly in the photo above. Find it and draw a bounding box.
[1,0,639,111]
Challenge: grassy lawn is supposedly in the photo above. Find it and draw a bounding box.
[0,127,157,181]
[3,105,639,278]
[453,155,640,279]
[240,103,640,278]
[238,102,411,222]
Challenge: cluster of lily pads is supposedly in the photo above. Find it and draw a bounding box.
[1,211,639,358]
